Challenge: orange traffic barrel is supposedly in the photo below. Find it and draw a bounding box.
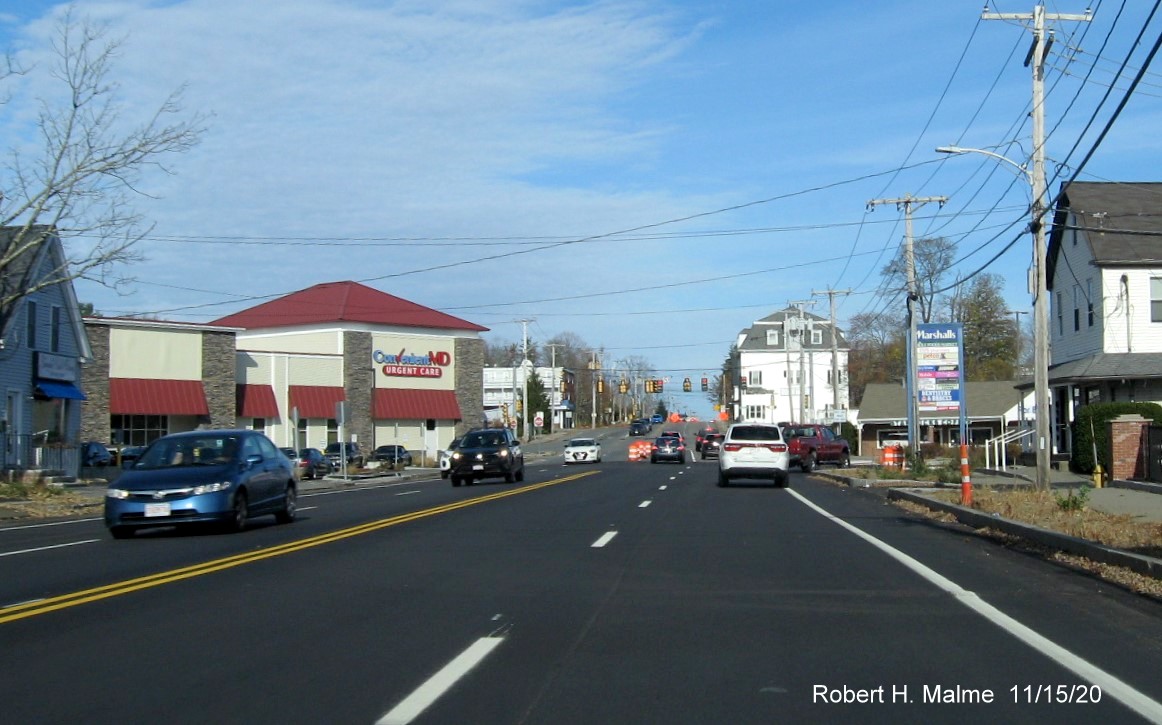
[880,445,903,469]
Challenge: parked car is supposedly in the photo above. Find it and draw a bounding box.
[448,428,524,486]
[782,423,851,471]
[700,432,725,460]
[279,447,302,478]
[297,448,331,480]
[81,441,113,467]
[104,430,297,538]
[629,421,649,437]
[117,446,145,469]
[718,422,789,487]
[325,441,364,469]
[563,437,602,464]
[373,445,413,468]
[650,435,686,464]
[439,437,461,479]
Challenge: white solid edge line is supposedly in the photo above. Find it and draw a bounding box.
[0,539,100,558]
[639,500,652,508]
[0,517,102,532]
[377,636,505,725]
[787,488,1162,722]
[592,531,618,548]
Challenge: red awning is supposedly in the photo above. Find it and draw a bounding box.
[237,384,279,418]
[372,389,462,420]
[288,385,345,420]
[109,378,209,416]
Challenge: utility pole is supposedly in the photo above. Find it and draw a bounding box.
[788,300,815,424]
[546,343,562,432]
[589,351,600,429]
[813,287,852,431]
[984,3,1090,490]
[517,319,533,441]
[867,194,947,449]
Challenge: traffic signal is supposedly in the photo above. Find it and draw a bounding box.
[655,379,664,393]
[597,378,604,393]
[682,377,692,392]
[619,380,628,394]
[560,378,567,394]
[701,377,709,392]
[645,379,653,393]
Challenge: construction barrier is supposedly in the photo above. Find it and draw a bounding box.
[628,440,652,462]
[880,444,904,469]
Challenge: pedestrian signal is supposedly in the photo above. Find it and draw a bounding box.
[701,377,709,392]
[682,377,692,392]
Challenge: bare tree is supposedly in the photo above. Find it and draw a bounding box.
[880,236,957,323]
[0,10,206,339]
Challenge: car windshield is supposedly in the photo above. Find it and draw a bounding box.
[462,432,503,447]
[731,426,781,442]
[568,439,596,447]
[135,435,241,469]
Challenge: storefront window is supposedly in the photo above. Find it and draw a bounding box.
[111,415,168,446]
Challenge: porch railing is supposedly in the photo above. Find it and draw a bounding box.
[984,428,1034,472]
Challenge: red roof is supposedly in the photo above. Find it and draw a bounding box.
[372,389,462,421]
[210,281,488,332]
[109,379,209,415]
[288,385,345,419]
[236,384,279,418]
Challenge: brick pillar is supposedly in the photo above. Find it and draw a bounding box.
[1108,414,1150,481]
[343,331,374,450]
[455,337,484,436]
[201,330,237,429]
[80,323,111,443]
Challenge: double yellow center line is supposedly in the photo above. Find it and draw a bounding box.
[1,471,598,625]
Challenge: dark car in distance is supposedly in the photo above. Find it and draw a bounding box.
[650,435,686,464]
[373,445,413,468]
[629,421,649,437]
[117,446,145,469]
[325,441,364,469]
[448,428,524,486]
[104,430,297,538]
[700,432,725,460]
[296,448,331,480]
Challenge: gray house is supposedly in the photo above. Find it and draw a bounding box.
[0,227,91,476]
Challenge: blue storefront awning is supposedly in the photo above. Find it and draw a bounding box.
[35,380,87,400]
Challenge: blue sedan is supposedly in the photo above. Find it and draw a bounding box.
[104,430,297,538]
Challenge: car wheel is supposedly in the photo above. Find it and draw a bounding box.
[109,526,134,539]
[777,473,790,488]
[650,456,658,463]
[505,470,515,483]
[441,470,449,479]
[717,470,728,487]
[801,452,817,473]
[227,491,248,532]
[837,451,851,468]
[275,485,297,524]
[515,465,525,482]
[451,475,462,487]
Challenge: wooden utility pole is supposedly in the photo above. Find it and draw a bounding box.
[867,195,946,448]
[812,287,852,431]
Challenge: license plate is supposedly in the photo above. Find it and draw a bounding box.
[472,464,484,471]
[144,502,171,517]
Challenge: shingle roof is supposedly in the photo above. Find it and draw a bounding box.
[1048,182,1162,288]
[211,281,488,332]
[1012,352,1162,388]
[736,307,848,351]
[857,380,1025,422]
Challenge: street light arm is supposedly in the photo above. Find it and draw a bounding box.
[936,145,1032,182]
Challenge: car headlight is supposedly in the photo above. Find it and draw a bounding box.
[497,449,509,458]
[451,452,462,460]
[192,481,233,495]
[105,488,129,499]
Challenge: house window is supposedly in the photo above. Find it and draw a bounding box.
[26,300,37,350]
[1057,292,1064,334]
[327,418,339,445]
[1073,285,1081,332]
[1087,278,1094,326]
[250,418,266,433]
[744,405,766,420]
[50,306,62,352]
[811,328,823,345]
[748,370,762,387]
[766,329,780,346]
[1152,278,1162,322]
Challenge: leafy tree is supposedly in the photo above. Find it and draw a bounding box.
[0,11,205,340]
[525,369,550,436]
[953,273,1014,381]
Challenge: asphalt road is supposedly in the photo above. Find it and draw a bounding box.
[3,423,1162,724]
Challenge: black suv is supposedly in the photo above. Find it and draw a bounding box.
[325,441,364,469]
[448,428,524,486]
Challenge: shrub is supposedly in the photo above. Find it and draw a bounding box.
[1072,402,1162,473]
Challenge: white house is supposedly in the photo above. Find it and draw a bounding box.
[731,307,850,425]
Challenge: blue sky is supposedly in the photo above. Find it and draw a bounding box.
[3,1,1161,419]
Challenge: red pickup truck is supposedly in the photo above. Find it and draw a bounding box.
[782,424,851,472]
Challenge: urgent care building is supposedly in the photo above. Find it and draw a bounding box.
[212,281,487,461]
[79,281,487,462]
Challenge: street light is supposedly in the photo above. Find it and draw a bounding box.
[937,144,1052,491]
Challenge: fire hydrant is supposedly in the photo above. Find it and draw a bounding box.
[1092,463,1104,489]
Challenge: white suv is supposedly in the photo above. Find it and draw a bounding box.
[717,423,790,487]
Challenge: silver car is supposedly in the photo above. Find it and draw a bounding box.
[717,423,790,487]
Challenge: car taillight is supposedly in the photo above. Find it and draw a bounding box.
[651,443,659,450]
[767,444,788,453]
[723,443,742,452]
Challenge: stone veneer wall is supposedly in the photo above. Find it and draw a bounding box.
[202,330,237,429]
[455,337,485,435]
[344,331,374,449]
[80,323,111,443]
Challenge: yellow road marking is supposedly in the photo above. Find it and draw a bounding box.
[0,471,598,625]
